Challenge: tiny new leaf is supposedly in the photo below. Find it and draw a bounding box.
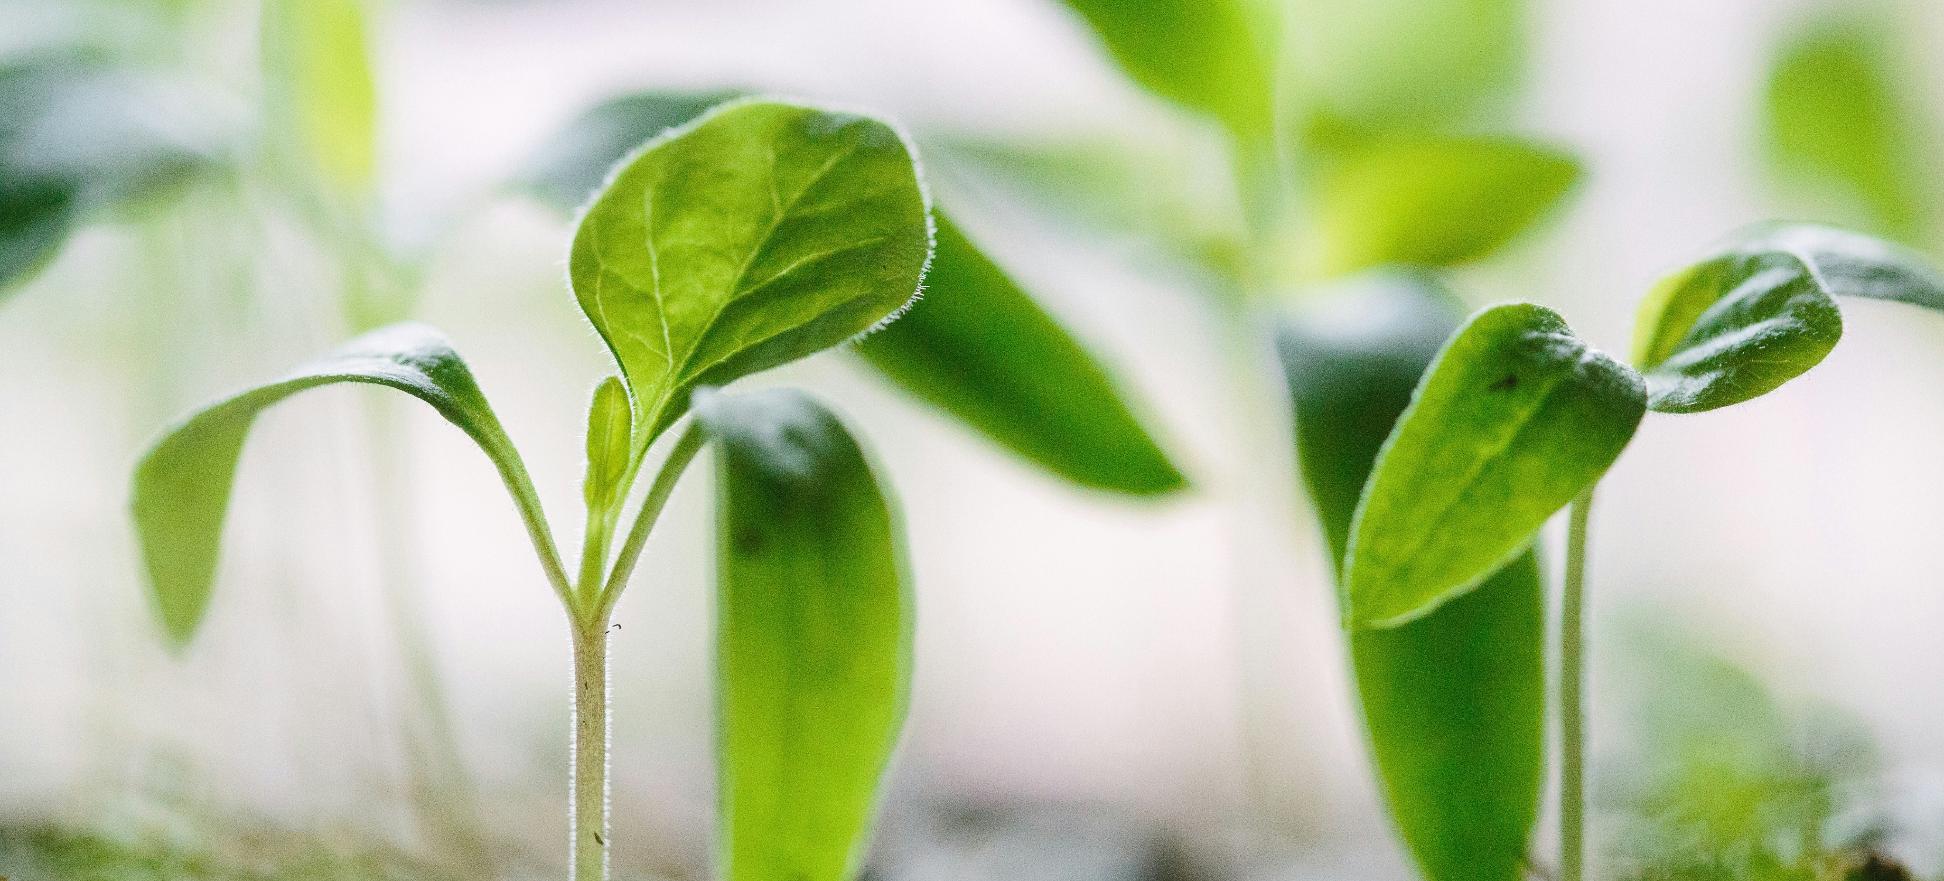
[1305,136,1581,278]
[570,99,931,447]
[131,323,558,645]
[857,215,1185,495]
[581,375,634,514]
[1280,273,1543,881]
[1346,303,1644,628]
[1632,223,1944,414]
[697,388,910,881]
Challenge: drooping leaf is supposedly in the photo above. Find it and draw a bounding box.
[581,375,634,514]
[261,0,377,191]
[1054,0,1276,140]
[696,388,910,881]
[1764,12,1931,241]
[570,99,932,447]
[1287,0,1524,133]
[131,323,555,646]
[0,56,215,293]
[1304,135,1581,277]
[521,88,743,210]
[1279,273,1543,881]
[1345,303,1644,628]
[857,215,1185,495]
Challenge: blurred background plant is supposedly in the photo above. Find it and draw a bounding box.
[7,0,1944,879]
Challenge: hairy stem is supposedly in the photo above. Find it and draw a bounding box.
[570,618,612,881]
[1560,488,1595,881]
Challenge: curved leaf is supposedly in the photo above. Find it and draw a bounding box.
[1305,136,1581,277]
[857,215,1185,495]
[131,323,559,646]
[1346,303,1644,628]
[697,388,910,881]
[1280,273,1543,881]
[1736,222,1944,311]
[569,99,932,446]
[1054,0,1275,139]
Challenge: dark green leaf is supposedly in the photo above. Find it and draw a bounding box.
[131,323,555,646]
[581,375,634,513]
[697,388,910,881]
[1345,303,1644,628]
[857,215,1185,495]
[261,0,377,191]
[522,89,742,210]
[1055,0,1275,139]
[569,99,932,446]
[1287,0,1524,132]
[1305,136,1581,277]
[1736,222,1944,311]
[1280,273,1543,881]
[1764,12,1931,241]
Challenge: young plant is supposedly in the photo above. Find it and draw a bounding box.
[130,99,932,881]
[1339,222,1944,881]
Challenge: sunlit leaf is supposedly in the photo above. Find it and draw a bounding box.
[698,388,910,881]
[1054,0,1275,139]
[1304,135,1581,277]
[1279,273,1543,881]
[131,323,553,646]
[858,215,1185,495]
[1346,303,1644,628]
[1764,12,1931,241]
[570,99,931,447]
[262,0,377,191]
[1287,0,1524,132]
[522,88,743,210]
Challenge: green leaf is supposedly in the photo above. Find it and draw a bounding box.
[697,388,910,881]
[262,0,377,191]
[1055,0,1275,139]
[1764,12,1931,241]
[569,99,932,447]
[581,376,634,514]
[1287,0,1524,132]
[131,323,558,646]
[1345,303,1644,628]
[1279,272,1544,881]
[522,89,742,210]
[1304,136,1581,277]
[856,215,1185,495]
[1735,222,1944,311]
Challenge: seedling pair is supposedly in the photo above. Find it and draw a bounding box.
[132,100,929,881]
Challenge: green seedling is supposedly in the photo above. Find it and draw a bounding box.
[131,99,932,881]
[1340,222,1944,881]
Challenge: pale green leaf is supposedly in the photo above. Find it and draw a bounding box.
[581,375,633,513]
[1279,273,1543,881]
[697,388,910,881]
[857,215,1185,495]
[131,323,557,646]
[262,0,377,190]
[1055,0,1276,139]
[1305,136,1581,277]
[1346,303,1644,628]
[1287,0,1524,132]
[569,99,931,446]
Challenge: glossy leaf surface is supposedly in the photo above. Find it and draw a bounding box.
[858,216,1184,495]
[570,99,931,445]
[1736,222,1944,311]
[1346,303,1644,628]
[698,388,910,881]
[1280,273,1543,881]
[1056,0,1274,138]
[132,323,547,645]
[1306,136,1580,277]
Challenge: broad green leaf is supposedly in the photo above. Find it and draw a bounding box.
[697,388,910,881]
[131,323,553,646]
[522,89,742,210]
[581,376,633,513]
[1346,303,1644,628]
[1279,273,1543,881]
[857,215,1185,495]
[1304,136,1581,277]
[1764,13,1931,241]
[1286,0,1523,132]
[1,57,215,293]
[1055,0,1275,140]
[262,0,377,191]
[569,99,931,447]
